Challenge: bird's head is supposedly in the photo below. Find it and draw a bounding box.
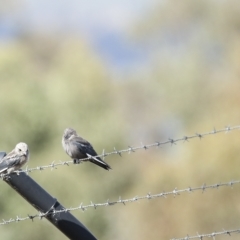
[63,128,77,140]
[15,142,29,157]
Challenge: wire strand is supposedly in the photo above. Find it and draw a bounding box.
[0,125,238,178]
[171,228,240,240]
[0,180,239,226]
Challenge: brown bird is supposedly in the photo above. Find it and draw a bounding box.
[0,142,29,174]
[62,128,111,170]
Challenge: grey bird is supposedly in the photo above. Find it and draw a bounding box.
[0,142,29,174]
[62,128,111,170]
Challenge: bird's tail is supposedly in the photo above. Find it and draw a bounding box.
[86,154,111,170]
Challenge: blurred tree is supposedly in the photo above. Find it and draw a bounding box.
[1,1,240,240]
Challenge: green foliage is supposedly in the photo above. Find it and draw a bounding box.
[1,1,240,239]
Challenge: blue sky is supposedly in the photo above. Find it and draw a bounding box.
[0,1,160,76]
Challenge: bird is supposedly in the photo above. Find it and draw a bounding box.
[0,142,29,174]
[62,128,111,170]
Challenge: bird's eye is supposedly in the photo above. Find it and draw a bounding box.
[19,149,22,151]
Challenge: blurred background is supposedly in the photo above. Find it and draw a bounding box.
[0,0,240,239]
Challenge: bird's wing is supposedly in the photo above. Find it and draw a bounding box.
[72,136,111,170]
[0,154,21,173]
[72,136,98,156]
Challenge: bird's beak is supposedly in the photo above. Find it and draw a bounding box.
[23,150,28,157]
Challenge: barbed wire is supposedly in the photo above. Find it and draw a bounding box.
[0,125,237,179]
[171,228,240,240]
[1,180,239,226]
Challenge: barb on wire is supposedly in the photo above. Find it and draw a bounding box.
[1,180,239,226]
[1,125,239,178]
[171,228,240,240]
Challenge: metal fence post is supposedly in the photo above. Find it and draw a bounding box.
[0,152,97,240]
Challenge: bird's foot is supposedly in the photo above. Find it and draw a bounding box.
[15,170,21,175]
[73,159,80,164]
